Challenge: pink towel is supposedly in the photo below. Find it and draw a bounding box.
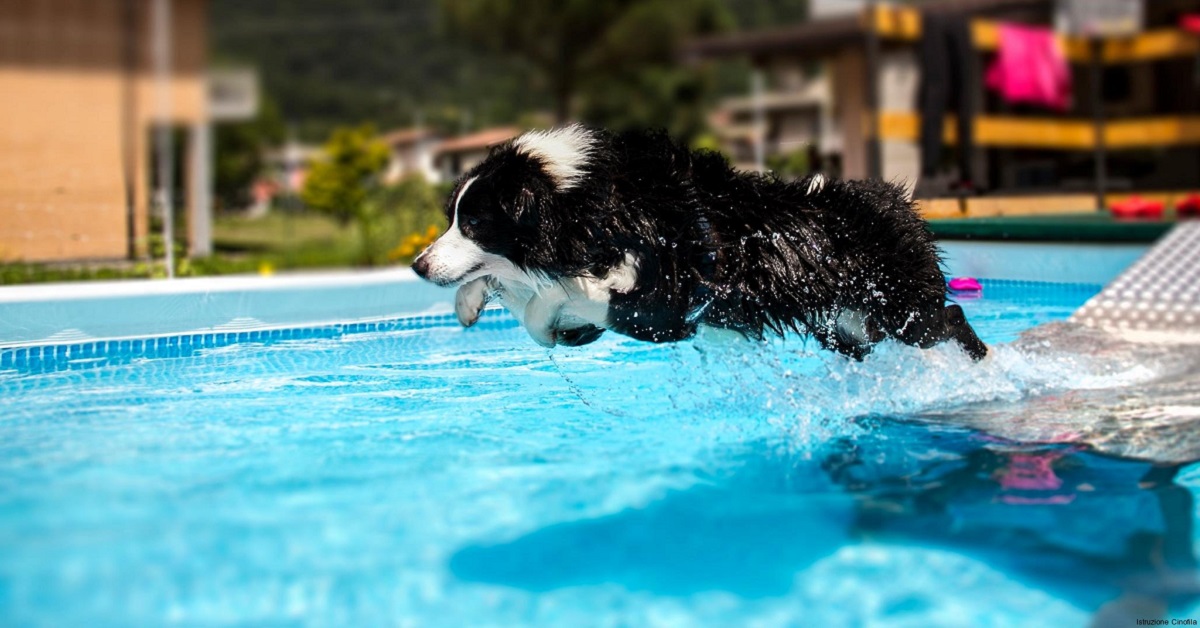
[985,23,1072,111]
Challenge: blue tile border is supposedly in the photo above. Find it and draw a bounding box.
[0,307,520,375]
[973,278,1101,294]
[0,279,1100,376]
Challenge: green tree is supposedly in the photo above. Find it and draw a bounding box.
[440,0,729,127]
[576,0,730,139]
[211,1,813,139]
[301,125,390,263]
[767,149,812,180]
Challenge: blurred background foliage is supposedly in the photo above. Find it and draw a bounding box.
[215,98,286,212]
[300,126,447,265]
[300,125,390,226]
[438,0,730,136]
[211,0,809,140]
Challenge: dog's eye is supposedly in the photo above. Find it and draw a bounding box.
[467,218,480,226]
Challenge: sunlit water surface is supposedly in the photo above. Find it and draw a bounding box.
[2,281,1199,626]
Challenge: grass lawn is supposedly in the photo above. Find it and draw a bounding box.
[0,202,445,284]
[212,211,363,269]
[0,211,385,285]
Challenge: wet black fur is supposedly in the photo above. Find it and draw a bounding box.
[440,127,987,360]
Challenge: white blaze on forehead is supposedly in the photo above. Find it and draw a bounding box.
[511,124,595,190]
[412,176,486,284]
[451,175,479,224]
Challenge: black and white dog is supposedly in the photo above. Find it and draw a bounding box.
[412,125,987,361]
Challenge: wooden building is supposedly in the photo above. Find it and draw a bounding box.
[0,0,211,263]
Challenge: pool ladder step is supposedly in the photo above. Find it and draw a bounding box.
[1070,222,1200,343]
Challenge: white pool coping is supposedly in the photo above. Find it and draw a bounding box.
[0,268,457,346]
[0,267,423,302]
[0,241,1151,347]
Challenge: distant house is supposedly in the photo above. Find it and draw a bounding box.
[0,0,214,262]
[709,72,837,173]
[433,127,522,182]
[381,127,443,184]
[260,139,320,215]
[272,140,320,195]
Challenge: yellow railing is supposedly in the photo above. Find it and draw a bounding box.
[878,113,1200,150]
[916,191,1200,219]
[868,4,1200,64]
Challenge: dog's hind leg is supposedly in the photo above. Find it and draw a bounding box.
[942,304,988,361]
[891,304,988,361]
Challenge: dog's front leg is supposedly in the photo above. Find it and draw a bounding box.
[454,277,493,327]
[522,277,613,348]
[523,282,570,347]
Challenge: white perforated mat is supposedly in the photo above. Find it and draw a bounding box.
[1071,222,1200,343]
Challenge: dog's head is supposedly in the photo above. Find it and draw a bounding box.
[411,125,599,289]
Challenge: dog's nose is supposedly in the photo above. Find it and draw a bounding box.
[411,255,431,279]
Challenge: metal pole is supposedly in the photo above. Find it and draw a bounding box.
[121,0,138,259]
[752,68,766,172]
[154,0,175,278]
[864,0,883,179]
[189,121,213,257]
[1090,38,1107,211]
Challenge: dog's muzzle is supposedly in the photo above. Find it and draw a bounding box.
[412,257,479,287]
[411,255,433,280]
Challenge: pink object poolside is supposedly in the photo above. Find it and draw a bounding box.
[949,277,982,293]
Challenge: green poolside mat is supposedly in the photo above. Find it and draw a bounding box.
[928,212,1180,242]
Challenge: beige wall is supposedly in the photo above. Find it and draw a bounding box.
[832,47,868,179]
[0,0,207,263]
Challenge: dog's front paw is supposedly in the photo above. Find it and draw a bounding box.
[454,277,492,327]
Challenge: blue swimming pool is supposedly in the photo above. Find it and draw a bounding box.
[2,276,1199,626]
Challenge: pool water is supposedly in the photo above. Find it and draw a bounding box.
[2,280,1199,626]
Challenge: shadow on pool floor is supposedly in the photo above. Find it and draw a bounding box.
[449,427,1200,617]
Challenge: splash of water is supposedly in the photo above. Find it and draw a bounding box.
[547,321,1196,459]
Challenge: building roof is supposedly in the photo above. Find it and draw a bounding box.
[719,80,831,114]
[380,127,439,146]
[683,0,1048,61]
[686,14,864,61]
[434,127,523,155]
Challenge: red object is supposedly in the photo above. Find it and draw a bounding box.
[1109,196,1165,220]
[1177,194,1200,218]
[1181,14,1200,34]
